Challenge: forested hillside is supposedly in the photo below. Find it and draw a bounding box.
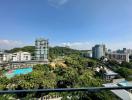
[5,46,81,60]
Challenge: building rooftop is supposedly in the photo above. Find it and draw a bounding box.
[118,81,132,87]
[104,68,118,76]
[36,38,48,41]
[103,83,132,100]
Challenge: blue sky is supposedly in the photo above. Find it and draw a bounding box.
[0,0,132,50]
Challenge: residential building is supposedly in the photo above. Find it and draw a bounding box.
[116,48,132,55]
[0,51,31,63]
[92,44,106,59]
[3,53,12,62]
[95,67,118,81]
[0,49,4,63]
[116,49,124,53]
[126,49,132,55]
[103,67,118,81]
[0,52,3,63]
[107,52,130,63]
[12,51,31,61]
[35,38,48,61]
[0,52,13,63]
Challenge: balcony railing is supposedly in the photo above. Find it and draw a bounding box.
[0,86,132,100]
[0,86,132,94]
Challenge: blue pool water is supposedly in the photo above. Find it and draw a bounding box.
[5,67,33,78]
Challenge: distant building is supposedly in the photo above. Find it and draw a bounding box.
[123,48,127,53]
[12,51,31,61]
[126,49,132,55]
[35,38,48,61]
[0,52,3,63]
[107,52,130,63]
[3,53,12,62]
[0,49,4,63]
[107,49,112,53]
[116,49,124,53]
[92,44,106,59]
[0,52,12,63]
[82,50,92,58]
[116,48,132,55]
[0,51,31,63]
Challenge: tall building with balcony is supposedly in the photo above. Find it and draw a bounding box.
[35,38,48,61]
[92,44,106,59]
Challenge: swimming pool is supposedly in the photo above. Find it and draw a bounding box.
[5,67,33,78]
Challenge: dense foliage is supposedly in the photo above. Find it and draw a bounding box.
[0,46,119,99]
[5,46,80,59]
[5,46,35,57]
[6,46,35,53]
[106,60,132,81]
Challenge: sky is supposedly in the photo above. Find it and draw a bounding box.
[0,0,132,50]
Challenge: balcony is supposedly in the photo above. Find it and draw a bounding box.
[0,86,132,100]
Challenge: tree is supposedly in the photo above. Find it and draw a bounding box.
[77,70,101,87]
[117,67,132,78]
[121,61,132,69]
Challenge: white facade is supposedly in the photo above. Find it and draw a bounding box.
[0,53,3,63]
[0,51,31,63]
[3,53,12,62]
[107,52,130,62]
[0,53,12,62]
[12,51,31,61]
[126,49,132,55]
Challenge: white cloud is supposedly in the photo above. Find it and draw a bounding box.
[0,39,26,49]
[48,0,69,7]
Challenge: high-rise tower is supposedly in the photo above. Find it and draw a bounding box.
[92,44,105,59]
[35,38,48,61]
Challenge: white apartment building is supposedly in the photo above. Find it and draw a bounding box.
[12,51,31,61]
[126,49,132,55]
[0,53,12,62]
[0,51,31,63]
[3,53,13,62]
